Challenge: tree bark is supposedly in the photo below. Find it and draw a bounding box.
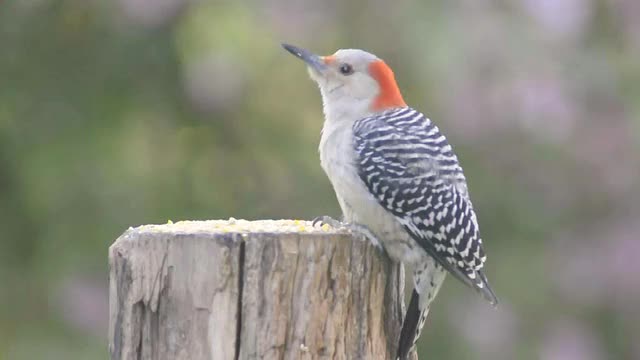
[108,219,414,360]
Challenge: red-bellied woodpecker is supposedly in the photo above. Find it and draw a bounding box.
[282,43,498,359]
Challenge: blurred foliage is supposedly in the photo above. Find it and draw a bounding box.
[0,0,639,359]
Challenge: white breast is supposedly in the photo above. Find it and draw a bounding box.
[318,120,362,215]
[318,119,425,264]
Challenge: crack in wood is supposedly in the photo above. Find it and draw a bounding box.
[234,238,246,360]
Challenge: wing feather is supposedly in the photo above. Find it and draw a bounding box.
[353,108,497,304]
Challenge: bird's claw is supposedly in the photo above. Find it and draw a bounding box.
[312,216,385,252]
[312,215,343,229]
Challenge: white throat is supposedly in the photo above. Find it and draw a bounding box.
[319,87,374,125]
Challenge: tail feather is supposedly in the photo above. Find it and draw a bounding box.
[396,289,425,360]
[475,270,499,306]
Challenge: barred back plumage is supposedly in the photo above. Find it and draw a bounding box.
[353,107,498,305]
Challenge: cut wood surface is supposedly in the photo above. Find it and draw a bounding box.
[108,219,416,360]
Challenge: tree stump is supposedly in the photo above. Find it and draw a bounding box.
[108,219,414,360]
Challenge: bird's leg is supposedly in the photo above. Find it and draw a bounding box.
[312,216,385,252]
[347,223,385,251]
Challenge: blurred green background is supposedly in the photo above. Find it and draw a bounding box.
[1,0,639,359]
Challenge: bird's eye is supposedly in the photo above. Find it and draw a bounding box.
[339,63,354,75]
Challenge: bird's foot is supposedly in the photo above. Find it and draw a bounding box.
[312,215,343,229]
[349,222,385,252]
[312,216,385,252]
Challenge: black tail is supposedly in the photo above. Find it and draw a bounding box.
[476,270,499,306]
[396,289,422,360]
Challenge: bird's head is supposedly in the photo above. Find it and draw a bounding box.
[282,44,406,120]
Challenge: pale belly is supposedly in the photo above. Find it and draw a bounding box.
[319,122,426,265]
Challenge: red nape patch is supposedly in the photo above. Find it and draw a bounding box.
[368,60,406,111]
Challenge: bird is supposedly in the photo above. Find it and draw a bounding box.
[282,43,498,360]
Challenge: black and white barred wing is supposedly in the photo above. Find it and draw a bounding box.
[353,107,497,304]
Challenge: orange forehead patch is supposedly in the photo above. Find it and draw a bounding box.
[368,60,406,111]
[322,55,336,64]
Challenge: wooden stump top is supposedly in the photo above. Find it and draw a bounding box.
[109,219,409,360]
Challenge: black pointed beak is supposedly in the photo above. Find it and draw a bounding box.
[282,43,327,73]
